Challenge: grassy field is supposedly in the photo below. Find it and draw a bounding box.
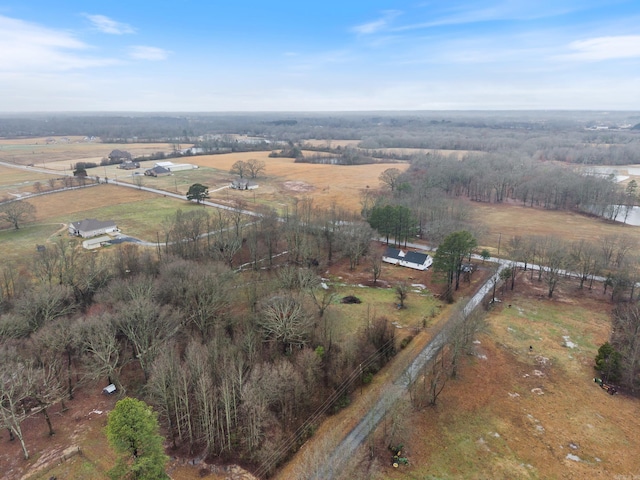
[0,137,175,167]
[0,185,199,263]
[181,151,409,212]
[0,165,60,199]
[362,274,640,480]
[470,200,640,255]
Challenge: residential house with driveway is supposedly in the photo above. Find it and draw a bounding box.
[68,218,118,238]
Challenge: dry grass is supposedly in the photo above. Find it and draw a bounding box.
[0,136,174,167]
[359,274,640,480]
[186,152,409,212]
[470,200,640,254]
[0,165,59,199]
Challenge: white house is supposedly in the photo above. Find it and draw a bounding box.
[382,247,433,271]
[69,219,118,238]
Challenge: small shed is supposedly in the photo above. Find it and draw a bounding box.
[103,384,116,395]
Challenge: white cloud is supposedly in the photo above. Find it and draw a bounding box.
[351,10,401,35]
[0,15,119,72]
[562,35,640,61]
[84,14,135,35]
[128,46,170,61]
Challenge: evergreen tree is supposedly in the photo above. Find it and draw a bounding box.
[106,397,169,480]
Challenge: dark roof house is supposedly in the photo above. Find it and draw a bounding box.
[144,166,171,177]
[382,247,433,271]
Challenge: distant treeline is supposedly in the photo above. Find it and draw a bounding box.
[1,112,639,165]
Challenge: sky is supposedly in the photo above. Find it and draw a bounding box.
[0,1,639,112]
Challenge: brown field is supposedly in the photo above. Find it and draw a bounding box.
[185,151,409,212]
[469,199,640,254]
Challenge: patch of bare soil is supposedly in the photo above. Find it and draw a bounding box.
[0,385,118,480]
[0,381,256,480]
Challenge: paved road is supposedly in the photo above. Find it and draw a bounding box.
[308,262,507,479]
[0,160,260,217]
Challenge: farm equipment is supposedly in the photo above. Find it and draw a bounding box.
[594,377,617,395]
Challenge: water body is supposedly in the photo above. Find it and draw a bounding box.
[613,205,640,226]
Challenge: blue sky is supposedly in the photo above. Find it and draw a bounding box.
[0,1,639,111]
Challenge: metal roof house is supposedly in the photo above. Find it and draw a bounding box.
[382,247,433,271]
[68,219,118,238]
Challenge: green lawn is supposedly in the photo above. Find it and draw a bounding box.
[328,284,442,340]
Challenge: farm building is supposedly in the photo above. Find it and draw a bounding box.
[382,247,433,271]
[154,161,198,172]
[119,161,140,170]
[69,219,118,238]
[82,235,112,250]
[230,179,258,190]
[144,166,171,177]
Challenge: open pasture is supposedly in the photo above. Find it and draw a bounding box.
[0,185,194,262]
[0,136,174,167]
[470,200,640,254]
[0,165,59,199]
[186,151,409,212]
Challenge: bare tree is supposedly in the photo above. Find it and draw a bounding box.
[538,237,567,298]
[79,314,125,392]
[0,200,36,230]
[339,221,373,271]
[246,158,266,179]
[395,281,409,309]
[611,303,640,392]
[379,168,402,192]
[369,247,384,285]
[258,294,314,354]
[116,298,180,382]
[15,284,76,333]
[230,160,248,179]
[0,354,33,459]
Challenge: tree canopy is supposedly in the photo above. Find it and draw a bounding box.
[106,397,169,480]
[186,183,209,204]
[433,230,477,299]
